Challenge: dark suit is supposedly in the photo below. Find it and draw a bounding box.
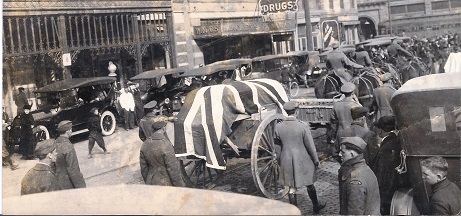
[55,135,86,189]
[339,155,381,215]
[21,163,61,195]
[140,131,185,186]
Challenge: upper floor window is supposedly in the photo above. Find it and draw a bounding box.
[317,0,323,9]
[407,3,425,13]
[329,0,334,9]
[340,0,344,9]
[451,0,461,8]
[350,0,355,8]
[390,5,406,14]
[432,1,449,10]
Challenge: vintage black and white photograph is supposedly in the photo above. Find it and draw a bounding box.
[2,0,461,214]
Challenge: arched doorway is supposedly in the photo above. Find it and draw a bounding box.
[359,17,377,40]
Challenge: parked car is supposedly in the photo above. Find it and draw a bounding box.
[31,77,120,141]
[130,67,189,116]
[180,58,252,85]
[283,50,321,87]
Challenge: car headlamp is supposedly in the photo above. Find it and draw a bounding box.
[164,98,170,104]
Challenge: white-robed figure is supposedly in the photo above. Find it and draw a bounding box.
[119,87,136,130]
[444,47,461,73]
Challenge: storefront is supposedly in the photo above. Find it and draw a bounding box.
[3,1,176,117]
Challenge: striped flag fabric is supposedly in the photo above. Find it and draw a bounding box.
[174,79,289,170]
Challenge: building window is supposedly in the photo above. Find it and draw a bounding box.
[317,0,323,9]
[340,0,344,9]
[432,1,449,10]
[390,5,406,14]
[451,0,461,8]
[350,0,355,8]
[407,3,425,13]
[329,0,334,9]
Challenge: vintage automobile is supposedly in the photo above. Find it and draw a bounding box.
[3,184,301,215]
[389,73,461,215]
[130,67,188,116]
[281,50,321,87]
[31,77,119,140]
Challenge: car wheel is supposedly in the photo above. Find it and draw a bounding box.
[100,110,116,136]
[35,125,50,142]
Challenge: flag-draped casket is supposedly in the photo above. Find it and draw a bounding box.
[174,79,289,170]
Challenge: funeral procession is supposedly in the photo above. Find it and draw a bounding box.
[2,0,461,214]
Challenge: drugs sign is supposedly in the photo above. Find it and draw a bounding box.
[259,0,298,15]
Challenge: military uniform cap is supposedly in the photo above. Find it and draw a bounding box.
[350,107,369,119]
[35,139,56,157]
[23,104,32,110]
[283,101,298,111]
[341,137,367,151]
[331,42,340,49]
[57,120,72,132]
[380,73,392,82]
[151,115,169,130]
[144,100,158,109]
[340,82,356,93]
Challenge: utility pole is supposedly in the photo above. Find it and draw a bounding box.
[303,0,314,51]
[388,0,392,35]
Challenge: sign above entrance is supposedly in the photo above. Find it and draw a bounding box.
[259,0,298,15]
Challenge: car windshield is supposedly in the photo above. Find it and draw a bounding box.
[35,89,79,110]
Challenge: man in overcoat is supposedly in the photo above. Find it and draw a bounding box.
[55,120,86,189]
[326,42,364,84]
[331,82,362,159]
[139,115,184,187]
[21,139,61,195]
[371,73,396,124]
[335,107,380,166]
[87,107,109,158]
[338,137,380,215]
[275,101,326,213]
[14,87,28,116]
[353,44,372,68]
[138,101,158,142]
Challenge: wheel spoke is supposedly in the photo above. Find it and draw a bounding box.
[261,162,274,186]
[257,156,272,162]
[258,145,272,155]
[259,159,273,174]
[188,161,200,179]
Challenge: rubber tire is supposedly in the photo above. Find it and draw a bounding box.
[35,125,50,141]
[100,110,116,136]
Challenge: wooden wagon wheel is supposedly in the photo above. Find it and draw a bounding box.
[180,159,223,189]
[251,114,289,199]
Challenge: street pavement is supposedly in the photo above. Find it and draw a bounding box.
[2,86,341,215]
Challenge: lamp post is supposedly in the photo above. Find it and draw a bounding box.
[388,0,392,35]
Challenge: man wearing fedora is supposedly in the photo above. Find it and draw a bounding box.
[274,101,326,213]
[139,115,184,187]
[330,82,363,159]
[13,104,35,160]
[338,137,380,215]
[371,73,396,124]
[326,42,364,84]
[21,139,61,195]
[87,107,109,159]
[55,120,86,189]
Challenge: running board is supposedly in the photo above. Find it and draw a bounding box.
[71,129,89,136]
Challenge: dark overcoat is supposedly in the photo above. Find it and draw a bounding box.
[15,91,28,114]
[21,163,62,195]
[138,112,157,142]
[339,155,381,215]
[354,50,372,67]
[140,131,185,186]
[55,135,86,189]
[274,116,319,187]
[372,83,396,121]
[430,179,461,215]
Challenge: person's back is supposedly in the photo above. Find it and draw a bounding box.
[333,97,362,130]
[372,83,396,121]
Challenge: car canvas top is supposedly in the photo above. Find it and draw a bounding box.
[35,77,116,93]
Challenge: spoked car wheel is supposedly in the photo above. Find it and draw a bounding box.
[289,82,299,97]
[100,110,116,136]
[35,125,50,142]
[251,114,289,199]
[180,159,223,189]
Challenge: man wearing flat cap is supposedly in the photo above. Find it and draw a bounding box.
[139,115,185,187]
[371,72,396,126]
[335,107,380,166]
[12,104,35,160]
[274,101,326,213]
[330,82,363,158]
[55,120,86,189]
[326,42,364,84]
[21,139,61,195]
[338,136,380,215]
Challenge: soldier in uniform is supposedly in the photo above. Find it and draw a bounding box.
[330,82,362,160]
[275,101,326,213]
[353,44,372,68]
[139,101,159,141]
[326,42,364,84]
[338,137,381,215]
[87,107,110,159]
[386,37,414,72]
[55,120,86,189]
[21,139,61,195]
[370,73,397,125]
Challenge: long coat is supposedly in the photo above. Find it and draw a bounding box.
[332,96,362,141]
[326,49,363,83]
[138,112,157,142]
[429,178,461,215]
[15,91,28,115]
[335,122,380,167]
[55,135,86,189]
[354,50,372,67]
[140,131,185,186]
[371,83,396,122]
[339,155,381,215]
[21,163,62,195]
[274,116,320,187]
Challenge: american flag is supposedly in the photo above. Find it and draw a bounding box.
[174,79,289,170]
